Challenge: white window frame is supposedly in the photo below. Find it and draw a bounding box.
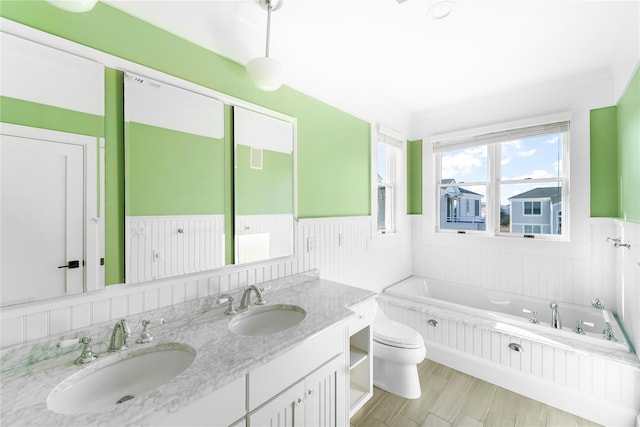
[373,125,404,236]
[433,114,570,241]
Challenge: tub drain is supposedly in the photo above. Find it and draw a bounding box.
[116,395,135,405]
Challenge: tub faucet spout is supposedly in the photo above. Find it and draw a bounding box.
[550,302,562,329]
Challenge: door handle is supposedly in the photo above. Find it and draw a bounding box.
[58,260,80,269]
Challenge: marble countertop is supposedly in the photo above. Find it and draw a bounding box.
[0,277,376,426]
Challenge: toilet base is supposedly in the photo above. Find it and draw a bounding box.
[373,355,422,399]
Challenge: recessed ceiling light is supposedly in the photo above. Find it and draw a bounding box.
[427,1,456,20]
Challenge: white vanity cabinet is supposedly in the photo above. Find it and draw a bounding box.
[248,322,348,426]
[152,321,349,427]
[249,355,344,427]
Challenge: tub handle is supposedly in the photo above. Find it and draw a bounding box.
[508,343,524,352]
[428,319,439,327]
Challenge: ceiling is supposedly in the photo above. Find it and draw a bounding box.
[105,0,639,130]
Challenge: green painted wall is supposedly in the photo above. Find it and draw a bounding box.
[1,1,371,283]
[617,67,640,223]
[104,68,124,285]
[407,139,423,215]
[125,123,225,216]
[590,67,640,224]
[235,145,293,215]
[0,96,103,136]
[590,107,618,217]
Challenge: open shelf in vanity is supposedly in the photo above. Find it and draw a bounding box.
[349,324,372,415]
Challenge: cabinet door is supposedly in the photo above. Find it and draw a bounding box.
[249,381,306,427]
[304,355,347,427]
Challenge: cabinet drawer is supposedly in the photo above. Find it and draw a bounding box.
[348,297,376,335]
[248,322,346,410]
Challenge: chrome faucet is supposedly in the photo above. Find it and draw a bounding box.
[603,323,618,341]
[108,319,131,352]
[549,302,562,329]
[591,298,605,309]
[239,285,267,310]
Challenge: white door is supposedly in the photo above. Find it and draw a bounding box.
[249,381,306,427]
[1,134,84,305]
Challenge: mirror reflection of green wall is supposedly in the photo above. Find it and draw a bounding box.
[234,107,295,264]
[124,72,226,283]
[235,144,293,215]
[125,123,225,216]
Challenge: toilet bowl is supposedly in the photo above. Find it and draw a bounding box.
[372,306,426,399]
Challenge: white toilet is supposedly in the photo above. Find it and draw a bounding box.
[372,306,426,399]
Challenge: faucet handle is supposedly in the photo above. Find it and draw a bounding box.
[217,295,238,315]
[522,308,538,324]
[136,319,154,344]
[59,336,99,364]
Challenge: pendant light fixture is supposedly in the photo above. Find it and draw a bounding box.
[246,0,285,91]
[46,0,98,13]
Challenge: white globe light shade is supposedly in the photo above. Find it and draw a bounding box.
[46,0,98,12]
[246,56,285,91]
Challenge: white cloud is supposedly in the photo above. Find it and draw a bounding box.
[545,135,559,145]
[441,147,485,180]
[518,148,536,157]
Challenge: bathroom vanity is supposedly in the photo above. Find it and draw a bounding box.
[0,277,376,426]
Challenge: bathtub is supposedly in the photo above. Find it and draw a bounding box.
[384,276,630,351]
[377,276,640,427]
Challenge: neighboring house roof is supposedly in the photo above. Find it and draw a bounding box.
[440,179,483,198]
[509,187,562,204]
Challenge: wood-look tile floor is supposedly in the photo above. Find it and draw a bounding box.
[350,360,603,427]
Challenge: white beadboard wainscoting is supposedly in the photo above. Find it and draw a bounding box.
[378,297,640,426]
[1,215,412,349]
[235,214,294,263]
[125,215,226,284]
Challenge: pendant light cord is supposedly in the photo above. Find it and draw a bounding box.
[265,0,272,58]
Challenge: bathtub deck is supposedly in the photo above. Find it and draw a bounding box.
[350,359,603,427]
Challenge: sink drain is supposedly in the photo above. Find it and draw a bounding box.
[116,395,135,405]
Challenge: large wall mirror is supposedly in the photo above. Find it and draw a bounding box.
[234,107,295,264]
[0,33,105,307]
[124,72,226,284]
[124,73,295,284]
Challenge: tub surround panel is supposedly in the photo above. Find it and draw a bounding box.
[377,295,640,426]
[0,277,375,426]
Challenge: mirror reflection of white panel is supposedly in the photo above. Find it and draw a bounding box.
[0,33,104,115]
[124,72,223,138]
[234,107,293,153]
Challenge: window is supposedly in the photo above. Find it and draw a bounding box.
[524,224,542,234]
[434,120,569,239]
[376,128,403,234]
[523,201,541,215]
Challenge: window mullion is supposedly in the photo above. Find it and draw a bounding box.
[488,143,498,235]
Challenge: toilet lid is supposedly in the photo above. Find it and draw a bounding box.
[373,318,424,349]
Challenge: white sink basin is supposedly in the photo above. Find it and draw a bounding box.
[229,304,306,336]
[47,343,195,415]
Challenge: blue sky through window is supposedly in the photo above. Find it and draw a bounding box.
[441,133,563,205]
